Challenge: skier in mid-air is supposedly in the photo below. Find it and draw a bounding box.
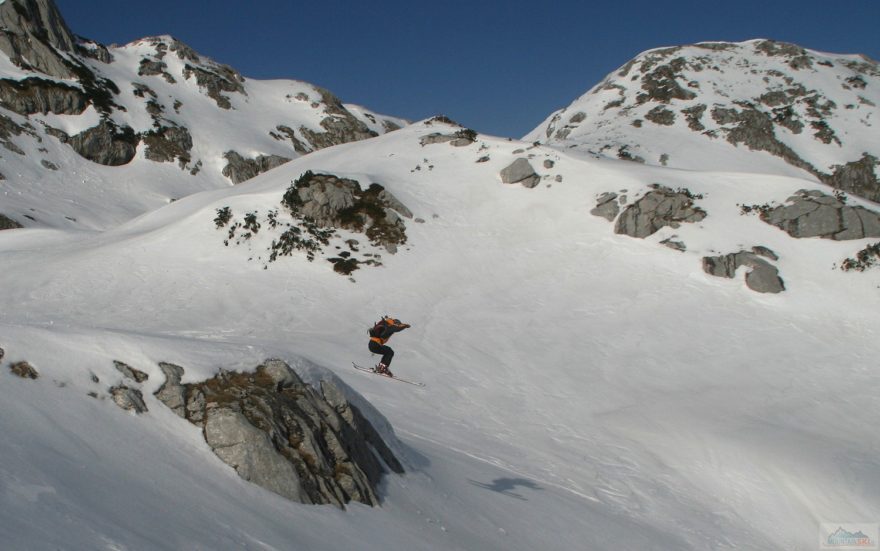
[368,316,410,377]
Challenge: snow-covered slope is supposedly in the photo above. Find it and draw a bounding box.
[0,3,404,231]
[526,39,880,201]
[2,119,879,550]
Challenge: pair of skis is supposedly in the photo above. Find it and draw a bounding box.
[352,362,425,387]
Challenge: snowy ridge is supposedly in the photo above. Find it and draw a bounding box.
[2,120,879,549]
[526,39,880,198]
[0,32,405,231]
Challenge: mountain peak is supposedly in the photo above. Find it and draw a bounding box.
[526,39,880,202]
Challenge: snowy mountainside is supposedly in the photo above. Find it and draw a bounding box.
[526,39,880,201]
[0,0,405,231]
[2,119,880,549]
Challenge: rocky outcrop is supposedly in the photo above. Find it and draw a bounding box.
[221,151,291,184]
[297,88,378,150]
[110,385,148,413]
[500,158,540,188]
[0,77,89,115]
[703,248,785,293]
[821,154,880,203]
[614,185,706,238]
[182,62,245,109]
[0,0,78,78]
[152,359,404,507]
[0,213,23,230]
[66,121,138,166]
[143,125,193,168]
[114,360,149,383]
[9,360,39,379]
[590,192,621,221]
[754,189,880,240]
[419,128,477,147]
[283,171,409,253]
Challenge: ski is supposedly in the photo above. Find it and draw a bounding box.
[352,362,425,387]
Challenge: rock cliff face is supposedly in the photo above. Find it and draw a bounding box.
[153,359,403,507]
[527,40,880,202]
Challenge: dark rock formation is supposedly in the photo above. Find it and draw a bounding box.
[756,189,880,240]
[297,88,377,150]
[283,171,409,253]
[153,359,403,507]
[420,128,477,147]
[590,192,621,221]
[182,62,245,109]
[614,185,706,238]
[110,385,148,413]
[0,0,78,78]
[143,125,193,168]
[66,121,138,166]
[114,360,149,383]
[0,77,89,115]
[222,151,291,184]
[10,360,39,379]
[155,362,186,417]
[821,154,880,203]
[0,213,22,230]
[500,158,540,188]
[703,249,785,293]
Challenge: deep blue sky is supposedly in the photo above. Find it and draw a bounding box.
[56,0,879,138]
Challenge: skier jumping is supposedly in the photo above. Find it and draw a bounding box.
[368,316,410,377]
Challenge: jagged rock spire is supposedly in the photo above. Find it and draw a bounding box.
[0,0,78,77]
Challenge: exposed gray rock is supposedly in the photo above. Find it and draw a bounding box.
[0,346,4,361]
[271,125,309,154]
[222,151,291,184]
[645,105,675,125]
[67,121,138,166]
[660,238,686,252]
[205,408,309,503]
[297,88,377,150]
[614,185,706,238]
[283,171,408,253]
[821,154,880,203]
[419,133,455,146]
[154,362,186,418]
[143,125,193,168]
[703,250,785,293]
[154,359,402,507]
[0,0,78,78]
[757,189,880,240]
[590,192,620,221]
[110,385,148,413]
[751,246,779,261]
[114,360,148,383]
[0,213,22,230]
[10,360,38,379]
[40,159,57,170]
[543,159,555,169]
[500,158,540,188]
[181,62,247,109]
[0,78,89,115]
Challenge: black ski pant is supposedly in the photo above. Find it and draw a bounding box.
[368,340,394,367]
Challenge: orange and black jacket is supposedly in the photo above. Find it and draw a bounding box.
[369,317,409,345]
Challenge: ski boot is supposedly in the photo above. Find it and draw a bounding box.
[375,363,393,377]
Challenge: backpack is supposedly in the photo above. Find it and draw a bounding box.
[369,318,388,338]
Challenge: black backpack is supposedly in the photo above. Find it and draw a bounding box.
[369,318,388,338]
